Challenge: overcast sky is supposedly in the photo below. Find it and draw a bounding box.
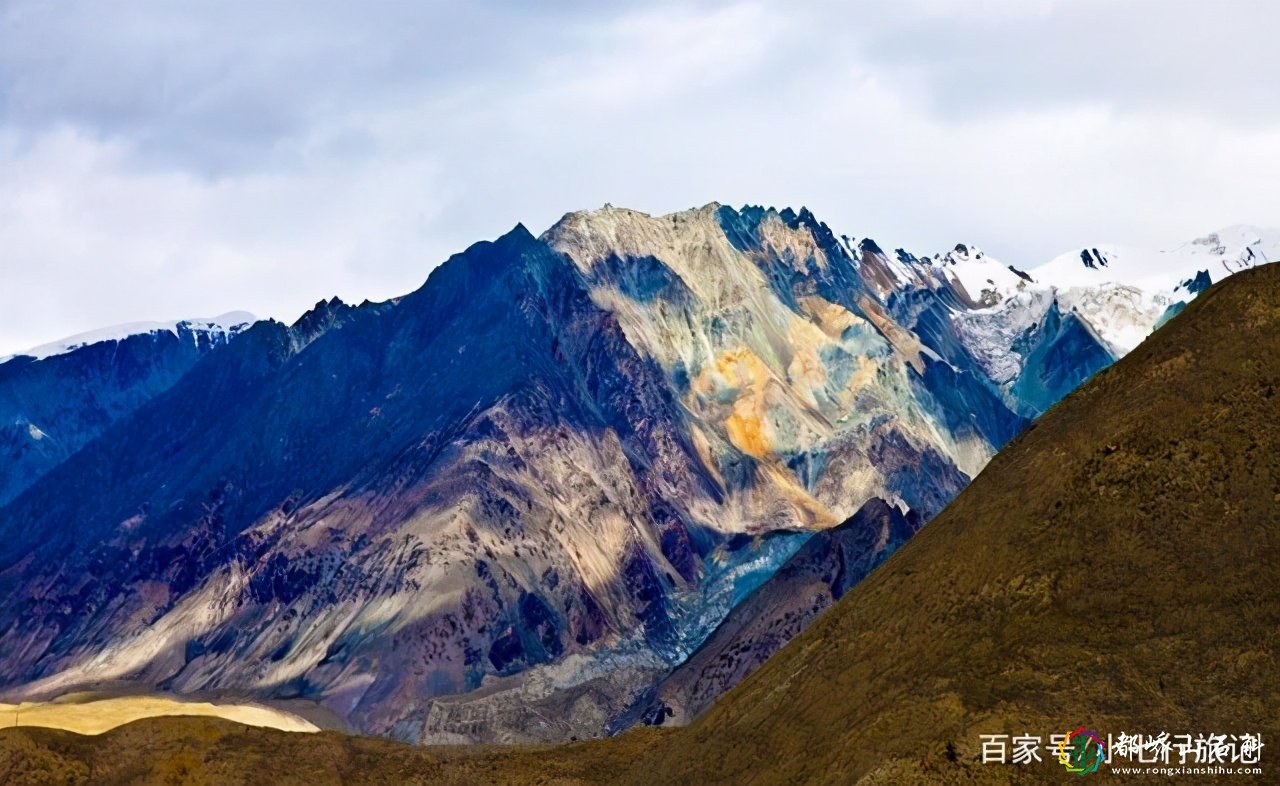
[2,0,1279,354]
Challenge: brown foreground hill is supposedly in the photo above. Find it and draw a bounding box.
[3,264,1278,784]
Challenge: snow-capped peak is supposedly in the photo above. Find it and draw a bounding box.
[1033,225,1280,293]
[1176,224,1278,273]
[3,311,257,363]
[925,244,1036,308]
[1000,225,1278,356]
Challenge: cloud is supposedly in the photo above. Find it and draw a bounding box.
[0,124,451,351]
[0,0,1278,353]
[837,0,1280,122]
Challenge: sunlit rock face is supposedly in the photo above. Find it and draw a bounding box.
[0,204,1123,743]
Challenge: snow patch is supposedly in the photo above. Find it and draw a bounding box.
[3,311,257,363]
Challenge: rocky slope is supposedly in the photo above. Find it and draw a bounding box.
[0,204,1265,745]
[642,497,920,727]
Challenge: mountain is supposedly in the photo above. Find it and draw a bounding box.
[0,205,1266,747]
[0,314,255,506]
[4,232,1276,785]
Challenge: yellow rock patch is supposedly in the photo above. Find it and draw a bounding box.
[797,295,864,339]
[725,408,771,458]
[710,348,775,458]
[0,694,319,736]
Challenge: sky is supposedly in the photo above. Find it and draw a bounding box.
[1,0,1279,354]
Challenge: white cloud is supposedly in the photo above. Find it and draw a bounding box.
[0,0,1278,354]
[0,126,450,351]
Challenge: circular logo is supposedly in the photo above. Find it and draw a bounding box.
[1056,726,1107,776]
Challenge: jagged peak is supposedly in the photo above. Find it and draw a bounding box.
[542,201,855,244]
[858,237,885,256]
[542,202,725,240]
[291,296,350,329]
[945,242,984,261]
[422,223,534,275]
[504,221,536,242]
[544,203,863,279]
[544,201,772,274]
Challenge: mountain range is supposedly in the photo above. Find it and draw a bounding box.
[0,204,1272,744]
[4,240,1275,785]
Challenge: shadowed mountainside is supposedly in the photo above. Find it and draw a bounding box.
[0,321,249,507]
[2,237,1276,784]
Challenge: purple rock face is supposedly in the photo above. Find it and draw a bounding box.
[0,203,1124,743]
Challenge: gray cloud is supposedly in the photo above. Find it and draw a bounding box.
[1,0,1278,353]
[0,1,594,172]
[841,0,1280,122]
